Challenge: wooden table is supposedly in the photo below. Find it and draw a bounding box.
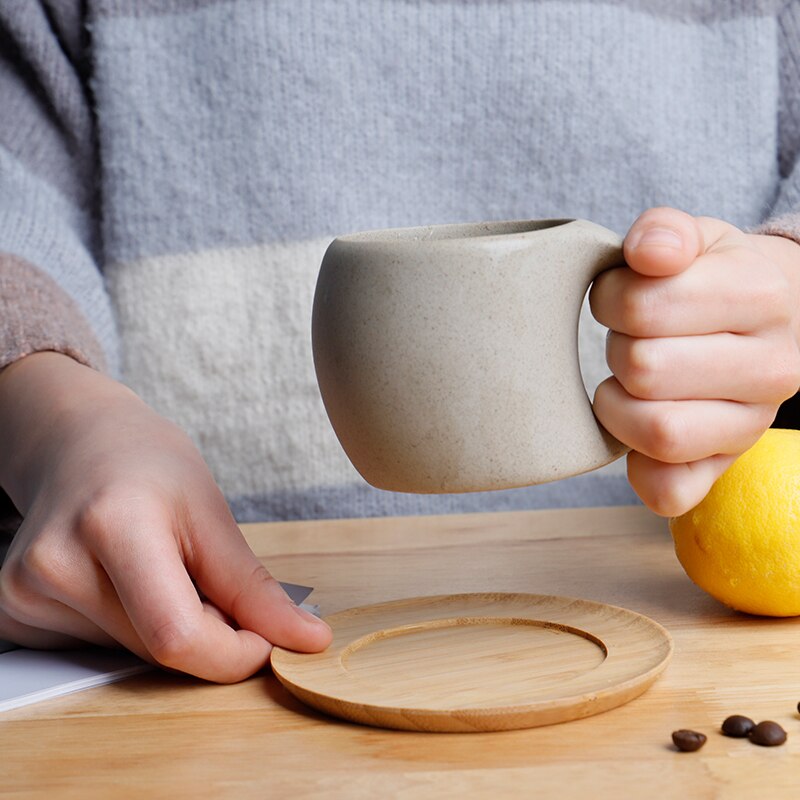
[2,506,799,797]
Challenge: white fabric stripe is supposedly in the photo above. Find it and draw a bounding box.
[106,238,359,497]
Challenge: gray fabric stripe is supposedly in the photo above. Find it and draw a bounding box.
[0,146,120,374]
[42,0,87,66]
[0,60,93,212]
[93,0,232,18]
[93,0,779,263]
[0,1,97,236]
[228,473,641,523]
[778,1,800,180]
[92,0,787,23]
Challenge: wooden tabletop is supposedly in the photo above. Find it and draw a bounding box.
[2,505,799,797]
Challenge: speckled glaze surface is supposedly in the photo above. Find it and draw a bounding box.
[312,219,629,493]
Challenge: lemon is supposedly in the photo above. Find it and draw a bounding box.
[669,428,800,616]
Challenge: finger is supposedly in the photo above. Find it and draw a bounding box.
[593,376,774,464]
[201,599,234,626]
[0,544,130,650]
[32,554,160,662]
[1,529,154,660]
[6,598,121,649]
[180,501,332,653]
[93,513,273,683]
[623,208,730,278]
[625,450,739,517]
[46,568,243,666]
[591,246,788,337]
[606,330,800,404]
[0,604,107,650]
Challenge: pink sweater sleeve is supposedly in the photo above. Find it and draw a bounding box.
[753,212,800,247]
[0,254,107,372]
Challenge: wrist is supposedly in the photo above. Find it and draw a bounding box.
[749,232,800,348]
[750,231,800,266]
[0,352,124,513]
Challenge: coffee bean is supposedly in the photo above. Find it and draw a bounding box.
[749,721,787,747]
[672,729,707,752]
[721,715,755,738]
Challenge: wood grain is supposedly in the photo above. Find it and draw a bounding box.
[3,506,800,798]
[272,592,671,731]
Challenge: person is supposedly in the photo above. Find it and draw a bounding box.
[0,1,798,682]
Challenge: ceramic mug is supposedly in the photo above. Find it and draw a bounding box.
[312,218,629,493]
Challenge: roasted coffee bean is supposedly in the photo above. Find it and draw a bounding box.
[749,721,787,747]
[721,715,755,738]
[672,729,707,752]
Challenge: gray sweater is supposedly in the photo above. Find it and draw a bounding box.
[1,0,799,521]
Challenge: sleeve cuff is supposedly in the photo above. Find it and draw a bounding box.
[0,252,108,373]
[751,211,800,247]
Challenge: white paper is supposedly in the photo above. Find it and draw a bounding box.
[0,649,150,712]
[0,582,317,712]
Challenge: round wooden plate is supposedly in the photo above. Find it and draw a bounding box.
[271,593,672,732]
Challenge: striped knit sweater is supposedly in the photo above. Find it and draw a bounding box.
[1,0,799,522]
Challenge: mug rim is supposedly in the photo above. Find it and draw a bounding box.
[335,218,576,245]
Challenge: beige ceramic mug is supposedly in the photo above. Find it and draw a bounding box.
[312,218,629,493]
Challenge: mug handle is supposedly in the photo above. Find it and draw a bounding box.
[568,219,631,465]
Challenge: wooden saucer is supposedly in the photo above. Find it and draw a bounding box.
[271,593,672,732]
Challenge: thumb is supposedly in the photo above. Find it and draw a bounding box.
[623,207,706,278]
[226,561,333,654]
[188,507,332,653]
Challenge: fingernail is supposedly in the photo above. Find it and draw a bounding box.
[629,226,683,250]
[291,603,328,626]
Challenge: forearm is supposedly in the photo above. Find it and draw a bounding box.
[0,353,76,513]
[0,352,132,515]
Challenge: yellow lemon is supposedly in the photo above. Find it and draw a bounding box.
[669,428,800,616]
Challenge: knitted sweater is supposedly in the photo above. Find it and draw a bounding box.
[1,0,799,522]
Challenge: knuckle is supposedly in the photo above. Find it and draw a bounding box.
[0,562,30,614]
[73,482,162,549]
[18,539,67,594]
[146,616,199,668]
[644,410,686,464]
[615,338,662,400]
[755,404,779,433]
[765,345,800,402]
[0,535,68,603]
[231,564,278,619]
[628,461,697,518]
[645,480,695,518]
[617,284,660,337]
[748,263,793,325]
[74,487,124,540]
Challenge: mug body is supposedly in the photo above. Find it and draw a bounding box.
[312,219,627,493]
